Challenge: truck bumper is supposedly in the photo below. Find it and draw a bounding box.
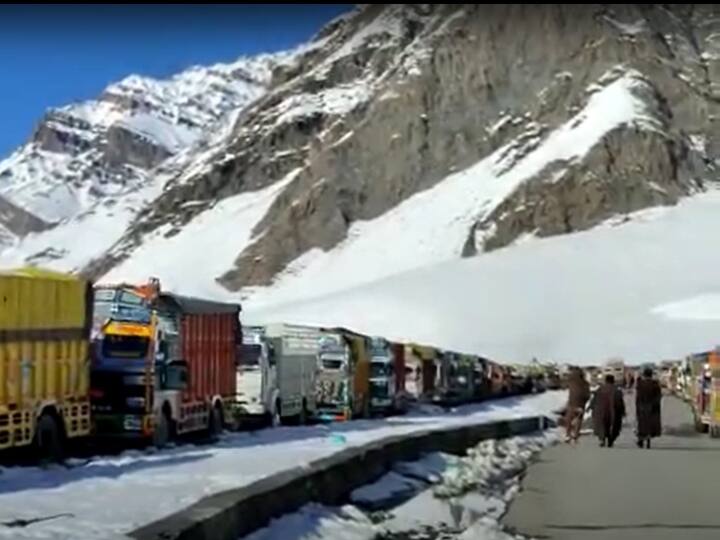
[92,413,153,438]
[370,398,393,408]
[315,408,350,422]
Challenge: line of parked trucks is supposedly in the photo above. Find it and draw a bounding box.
[0,268,545,461]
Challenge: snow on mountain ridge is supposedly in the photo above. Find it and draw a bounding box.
[0,51,287,248]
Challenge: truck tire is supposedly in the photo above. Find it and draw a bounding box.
[153,411,171,449]
[208,404,223,441]
[694,413,709,433]
[35,413,64,463]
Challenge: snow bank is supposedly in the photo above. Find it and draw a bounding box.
[242,504,376,540]
[350,472,426,510]
[242,430,557,540]
[0,392,563,540]
[248,189,720,364]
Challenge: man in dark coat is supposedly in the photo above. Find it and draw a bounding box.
[635,367,662,448]
[564,367,590,444]
[592,374,626,447]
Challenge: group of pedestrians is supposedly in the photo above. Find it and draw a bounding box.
[564,367,662,448]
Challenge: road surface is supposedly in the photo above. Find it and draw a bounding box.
[503,394,720,539]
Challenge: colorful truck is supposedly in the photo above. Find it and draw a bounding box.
[368,336,397,415]
[687,352,712,433]
[315,328,370,421]
[90,279,240,446]
[0,268,92,460]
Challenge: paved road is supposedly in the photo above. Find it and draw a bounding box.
[503,394,720,540]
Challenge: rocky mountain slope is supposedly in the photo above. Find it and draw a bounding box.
[0,52,283,255]
[1,4,720,312]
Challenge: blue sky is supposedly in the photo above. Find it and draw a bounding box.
[0,4,350,159]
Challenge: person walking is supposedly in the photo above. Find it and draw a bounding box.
[592,374,626,447]
[565,367,590,444]
[635,367,662,449]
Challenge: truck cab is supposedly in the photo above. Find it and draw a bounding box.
[369,336,396,415]
[315,332,352,421]
[90,280,240,446]
[235,326,276,421]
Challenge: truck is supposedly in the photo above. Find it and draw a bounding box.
[315,328,370,421]
[368,336,396,415]
[603,359,625,385]
[245,323,319,426]
[90,279,241,446]
[0,268,92,460]
[686,352,712,433]
[234,325,271,424]
[405,343,439,400]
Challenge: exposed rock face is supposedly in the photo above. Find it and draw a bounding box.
[0,54,279,239]
[3,4,720,295]
[0,196,50,236]
[105,124,172,169]
[212,4,720,288]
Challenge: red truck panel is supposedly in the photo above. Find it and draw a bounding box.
[392,343,405,393]
[181,312,237,402]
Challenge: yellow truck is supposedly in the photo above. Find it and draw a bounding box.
[0,268,92,460]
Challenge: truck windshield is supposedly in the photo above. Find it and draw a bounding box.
[320,356,345,370]
[371,360,392,377]
[240,344,262,367]
[102,334,149,360]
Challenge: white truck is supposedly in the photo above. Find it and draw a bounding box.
[236,324,319,426]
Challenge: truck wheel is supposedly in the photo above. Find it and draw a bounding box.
[694,414,708,433]
[153,412,171,449]
[35,413,64,463]
[208,405,223,441]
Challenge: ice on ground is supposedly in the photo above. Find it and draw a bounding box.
[392,452,458,484]
[241,429,558,540]
[350,472,427,510]
[0,392,565,540]
[242,504,376,540]
[385,431,559,535]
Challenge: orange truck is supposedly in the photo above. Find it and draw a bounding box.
[90,279,241,446]
[0,268,93,460]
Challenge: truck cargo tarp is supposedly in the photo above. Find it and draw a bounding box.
[159,293,241,315]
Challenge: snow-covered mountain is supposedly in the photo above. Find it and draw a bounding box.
[2,4,720,363]
[0,52,284,259]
